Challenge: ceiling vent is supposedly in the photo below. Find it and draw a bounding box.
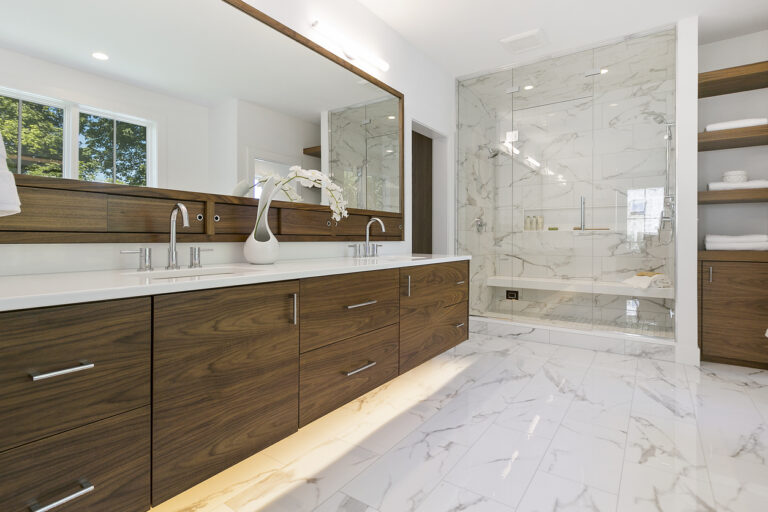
[499,29,546,54]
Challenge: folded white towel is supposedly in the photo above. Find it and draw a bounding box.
[705,118,768,132]
[0,133,21,216]
[706,234,768,244]
[705,241,768,251]
[708,180,768,191]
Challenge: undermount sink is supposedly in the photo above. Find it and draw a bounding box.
[129,266,254,280]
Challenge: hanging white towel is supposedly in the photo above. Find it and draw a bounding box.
[706,234,768,244]
[705,118,768,132]
[0,133,21,216]
[708,180,768,191]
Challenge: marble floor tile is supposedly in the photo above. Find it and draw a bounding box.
[341,429,469,512]
[444,424,551,508]
[414,482,514,512]
[625,413,709,482]
[616,462,715,511]
[146,332,768,512]
[540,419,628,494]
[313,493,378,512]
[516,471,618,512]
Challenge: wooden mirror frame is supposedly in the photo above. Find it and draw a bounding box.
[0,0,404,244]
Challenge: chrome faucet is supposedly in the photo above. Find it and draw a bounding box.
[364,217,385,257]
[167,202,190,269]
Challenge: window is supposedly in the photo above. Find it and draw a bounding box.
[0,94,64,178]
[0,87,154,187]
[79,112,147,186]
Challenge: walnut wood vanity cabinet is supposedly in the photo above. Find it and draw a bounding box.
[399,261,470,373]
[0,298,151,512]
[0,260,470,511]
[700,261,768,368]
[152,281,300,503]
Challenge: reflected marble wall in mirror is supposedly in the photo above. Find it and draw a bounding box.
[0,0,401,213]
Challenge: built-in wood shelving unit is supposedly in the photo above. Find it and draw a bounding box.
[699,250,768,262]
[698,188,768,204]
[698,124,768,151]
[302,146,321,158]
[699,61,768,98]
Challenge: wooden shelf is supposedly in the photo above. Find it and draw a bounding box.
[698,124,768,151]
[303,146,321,158]
[699,61,768,98]
[699,250,768,262]
[699,188,768,204]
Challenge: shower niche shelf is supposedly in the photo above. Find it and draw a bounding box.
[486,275,674,299]
[698,188,768,204]
[698,124,768,151]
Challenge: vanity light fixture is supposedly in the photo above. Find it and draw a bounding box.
[91,51,109,61]
[311,20,390,72]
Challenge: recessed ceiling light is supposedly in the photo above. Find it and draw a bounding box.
[524,85,534,90]
[91,52,109,61]
[600,68,608,74]
[387,115,396,120]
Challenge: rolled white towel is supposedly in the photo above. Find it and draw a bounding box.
[706,234,768,244]
[705,118,768,132]
[705,241,768,251]
[708,180,768,191]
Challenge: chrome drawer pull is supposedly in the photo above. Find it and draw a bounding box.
[456,323,465,328]
[456,281,465,285]
[347,300,377,309]
[29,360,94,382]
[292,293,298,325]
[407,275,412,297]
[345,361,377,377]
[29,479,94,512]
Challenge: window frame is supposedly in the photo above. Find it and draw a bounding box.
[1,86,156,187]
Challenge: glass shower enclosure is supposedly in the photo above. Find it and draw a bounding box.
[457,29,676,339]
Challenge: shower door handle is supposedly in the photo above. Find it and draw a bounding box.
[580,196,586,231]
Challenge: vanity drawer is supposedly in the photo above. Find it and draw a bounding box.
[400,300,468,374]
[0,406,150,512]
[0,297,151,452]
[400,261,469,308]
[299,324,399,426]
[300,269,400,352]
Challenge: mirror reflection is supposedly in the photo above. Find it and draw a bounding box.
[0,0,401,212]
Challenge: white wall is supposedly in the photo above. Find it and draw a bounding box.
[0,0,457,275]
[698,30,768,246]
[674,16,700,366]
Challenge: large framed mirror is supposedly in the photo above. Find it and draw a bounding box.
[0,0,403,243]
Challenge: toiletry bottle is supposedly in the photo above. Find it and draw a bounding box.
[536,216,544,231]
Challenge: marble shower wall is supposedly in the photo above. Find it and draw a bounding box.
[329,97,399,212]
[457,29,676,336]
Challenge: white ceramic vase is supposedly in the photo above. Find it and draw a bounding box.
[244,177,279,264]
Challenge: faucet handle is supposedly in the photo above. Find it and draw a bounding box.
[121,248,152,272]
[348,243,364,258]
[189,246,214,269]
[373,244,383,257]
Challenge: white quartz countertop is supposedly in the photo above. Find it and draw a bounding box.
[0,254,470,312]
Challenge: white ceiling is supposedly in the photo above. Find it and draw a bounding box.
[356,0,768,77]
[0,0,392,121]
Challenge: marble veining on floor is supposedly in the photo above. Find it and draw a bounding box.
[151,333,768,512]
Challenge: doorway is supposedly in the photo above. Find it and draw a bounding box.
[412,131,432,253]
